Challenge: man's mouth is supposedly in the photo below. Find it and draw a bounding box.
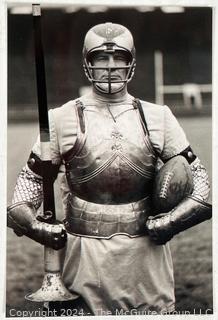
[101,75,122,81]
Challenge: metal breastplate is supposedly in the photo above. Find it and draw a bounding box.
[63,99,157,205]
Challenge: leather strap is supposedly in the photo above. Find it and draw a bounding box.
[63,100,87,161]
[133,98,149,136]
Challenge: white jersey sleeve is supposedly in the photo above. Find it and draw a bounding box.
[160,105,189,161]
[141,102,189,161]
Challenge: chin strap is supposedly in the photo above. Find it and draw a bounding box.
[146,195,212,245]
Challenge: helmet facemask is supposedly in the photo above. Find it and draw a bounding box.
[84,42,135,94]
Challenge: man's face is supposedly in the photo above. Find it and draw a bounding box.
[90,51,129,94]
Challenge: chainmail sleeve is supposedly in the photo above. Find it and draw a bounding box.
[11,109,64,211]
[190,157,210,202]
[12,164,43,210]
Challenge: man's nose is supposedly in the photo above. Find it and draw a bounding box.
[107,55,116,67]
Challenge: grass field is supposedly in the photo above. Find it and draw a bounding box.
[6,116,213,316]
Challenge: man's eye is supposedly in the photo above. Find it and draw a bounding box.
[96,56,107,61]
[115,55,127,61]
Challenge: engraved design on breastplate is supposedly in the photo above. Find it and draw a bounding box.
[111,129,123,150]
[65,106,157,204]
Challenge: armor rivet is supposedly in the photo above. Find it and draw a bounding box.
[188,151,193,158]
[30,158,35,165]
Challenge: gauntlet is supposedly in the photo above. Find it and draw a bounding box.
[7,201,67,250]
[146,195,212,245]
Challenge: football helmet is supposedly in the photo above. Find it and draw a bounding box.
[83,22,136,94]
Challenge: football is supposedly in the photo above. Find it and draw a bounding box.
[152,155,193,214]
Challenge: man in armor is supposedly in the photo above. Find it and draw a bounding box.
[7,22,211,315]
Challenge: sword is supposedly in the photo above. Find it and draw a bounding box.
[25,3,73,302]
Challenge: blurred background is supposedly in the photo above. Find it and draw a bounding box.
[7,3,212,317]
[8,4,212,118]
